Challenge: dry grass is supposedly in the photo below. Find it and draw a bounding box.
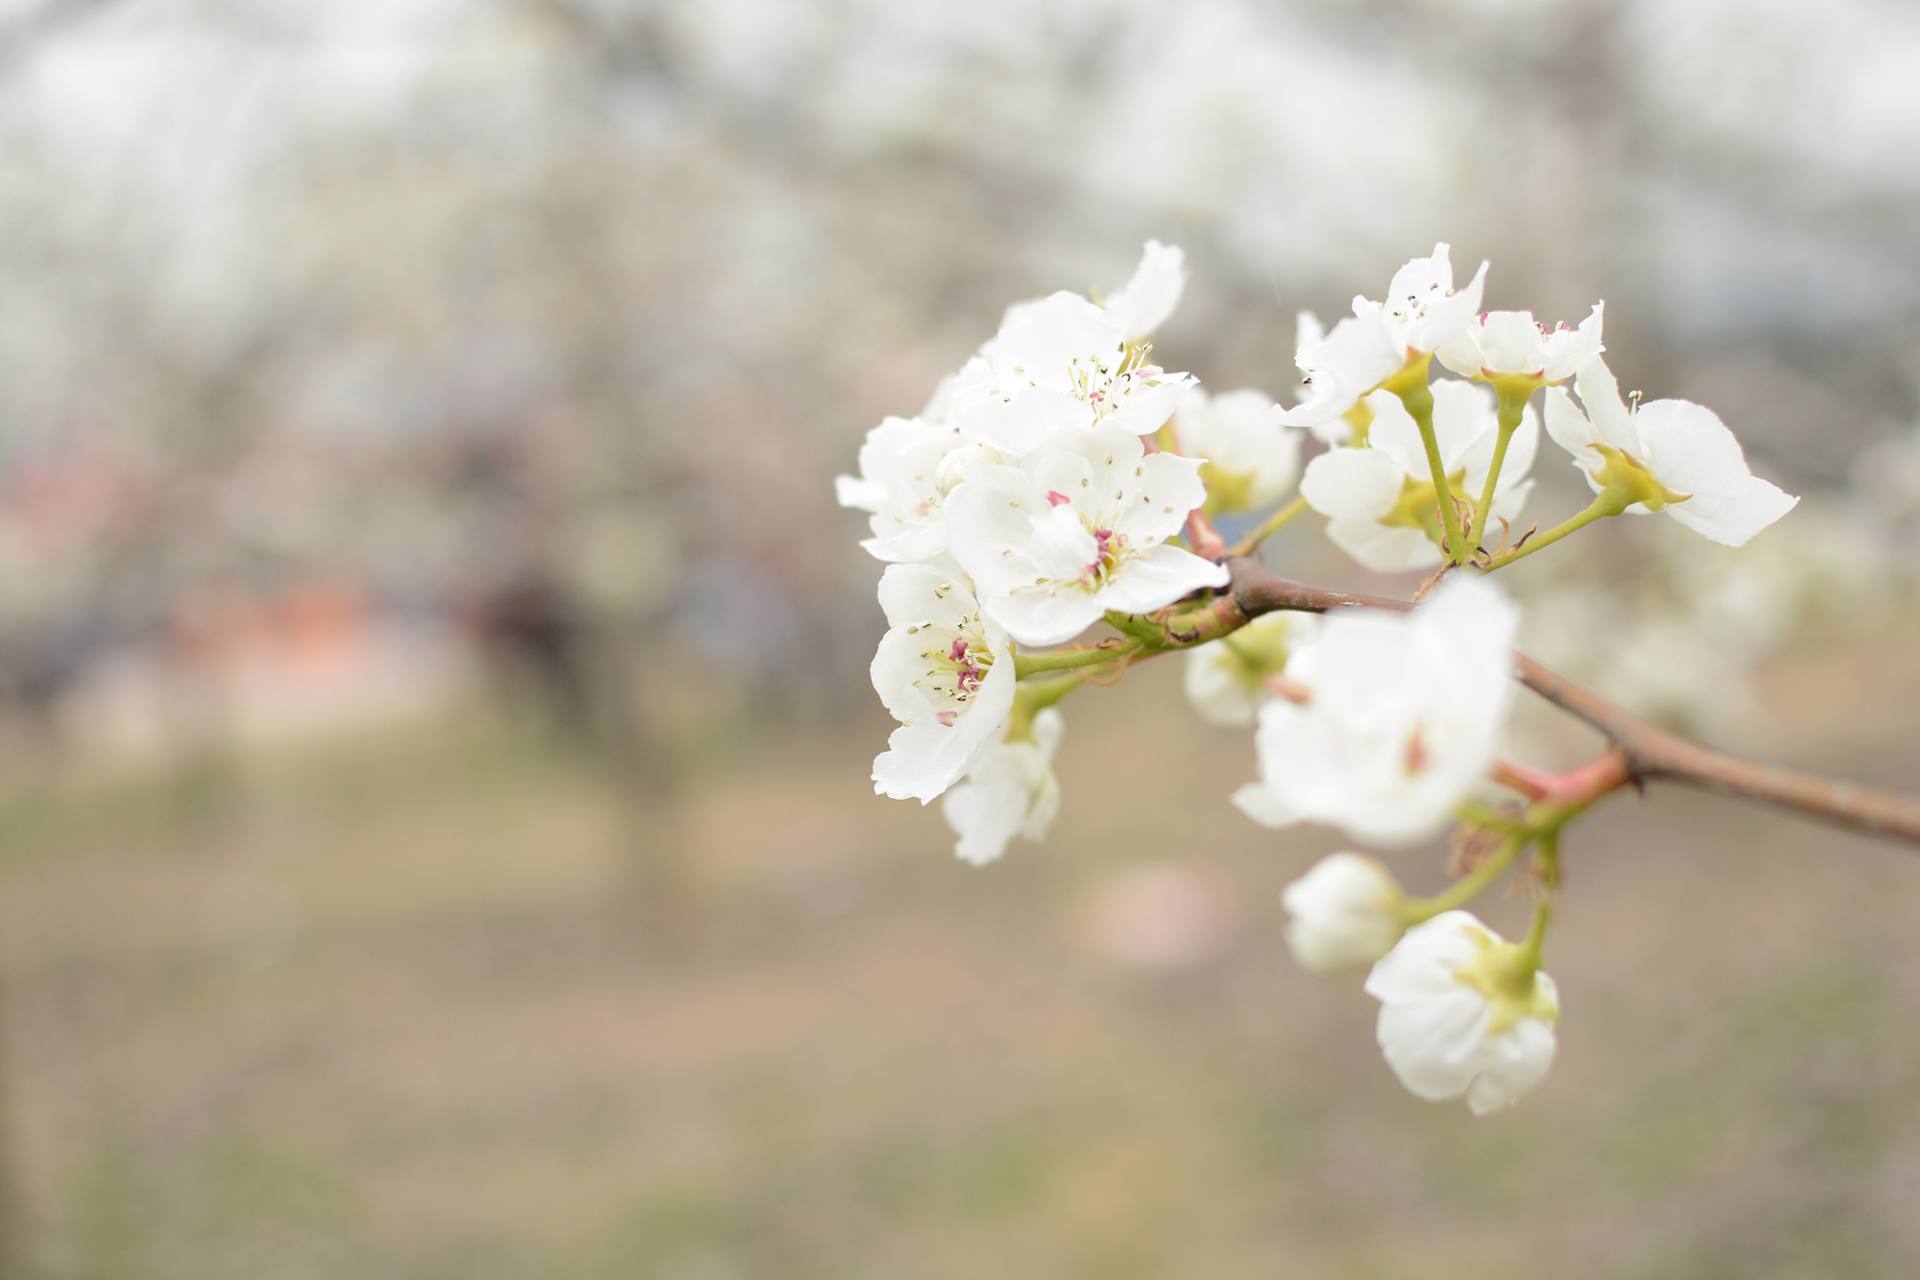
[0,633,1917,1279]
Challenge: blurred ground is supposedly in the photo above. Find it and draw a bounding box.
[1,614,1916,1280]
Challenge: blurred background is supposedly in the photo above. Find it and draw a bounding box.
[0,0,1918,1275]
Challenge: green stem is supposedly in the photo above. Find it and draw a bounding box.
[1511,833,1558,978]
[1230,495,1309,557]
[1005,675,1081,739]
[1012,639,1141,679]
[1402,832,1528,924]
[1467,385,1531,551]
[1481,491,1626,570]
[1394,373,1469,566]
[1512,896,1553,979]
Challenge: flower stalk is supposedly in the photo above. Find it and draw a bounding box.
[1229,495,1308,557]
[1467,382,1532,551]
[1005,674,1080,739]
[1401,832,1527,924]
[1012,638,1142,679]
[1510,830,1560,982]
[1387,359,1470,565]
[1481,489,1627,569]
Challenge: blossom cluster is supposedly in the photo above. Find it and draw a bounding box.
[839,242,1799,1114]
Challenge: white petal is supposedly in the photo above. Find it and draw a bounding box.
[1325,518,1443,573]
[1300,447,1404,520]
[1543,387,1604,479]
[942,724,1059,866]
[1029,707,1066,762]
[836,474,887,511]
[1427,378,1497,472]
[875,562,979,632]
[1354,388,1422,480]
[871,645,1016,804]
[946,469,1092,598]
[987,291,1126,394]
[1102,372,1195,439]
[1294,310,1326,365]
[1281,852,1403,974]
[1465,1016,1557,1115]
[1479,311,1550,375]
[1026,448,1098,513]
[986,586,1102,647]
[873,719,973,803]
[1636,399,1800,546]
[1279,312,1403,426]
[1176,388,1299,507]
[1405,257,1488,353]
[1570,355,1639,455]
[1376,989,1491,1101]
[1184,645,1260,729]
[1025,421,1200,544]
[1364,912,1488,1002]
[1385,242,1454,305]
[1102,240,1187,341]
[1230,779,1300,829]
[1488,477,1535,523]
[1275,384,1356,430]
[1539,302,1605,383]
[1414,575,1520,672]
[1432,332,1482,381]
[1501,406,1541,491]
[1108,450,1210,545]
[942,777,1024,864]
[960,388,1088,455]
[1388,247,1489,353]
[1096,543,1229,614]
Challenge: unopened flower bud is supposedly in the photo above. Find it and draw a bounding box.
[1281,852,1405,974]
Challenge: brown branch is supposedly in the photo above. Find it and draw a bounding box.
[1184,508,1229,560]
[1217,557,1920,850]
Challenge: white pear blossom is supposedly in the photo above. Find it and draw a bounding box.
[1279,245,1487,435]
[1282,852,1406,975]
[954,291,1193,456]
[1358,241,1488,356]
[1232,575,1517,846]
[941,709,1063,865]
[1299,382,1538,572]
[1435,303,1604,388]
[1276,308,1403,434]
[947,423,1229,646]
[835,415,977,562]
[1365,911,1559,1116]
[1544,356,1798,547]
[1172,387,1301,514]
[1101,239,1187,342]
[1284,313,1335,443]
[1182,612,1318,729]
[869,563,1017,803]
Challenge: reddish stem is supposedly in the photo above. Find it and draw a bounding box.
[1184,507,1228,560]
[1492,759,1553,801]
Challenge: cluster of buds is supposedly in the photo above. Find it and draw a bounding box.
[838,242,1798,1112]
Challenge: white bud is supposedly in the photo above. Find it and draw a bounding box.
[935,443,1001,494]
[1280,852,1404,974]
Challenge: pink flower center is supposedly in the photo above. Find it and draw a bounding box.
[917,628,995,720]
[948,637,988,694]
[1083,527,1125,586]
